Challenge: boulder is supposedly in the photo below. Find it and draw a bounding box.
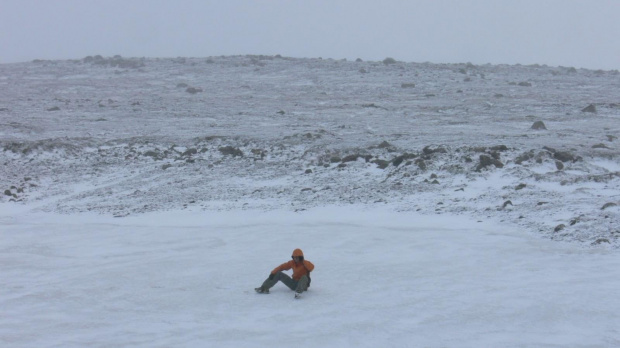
[372,159,390,169]
[592,238,610,245]
[476,155,504,171]
[219,146,243,157]
[582,104,597,113]
[382,57,397,65]
[531,121,547,130]
[186,87,203,94]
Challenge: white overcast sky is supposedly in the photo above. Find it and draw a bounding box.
[1,0,618,69]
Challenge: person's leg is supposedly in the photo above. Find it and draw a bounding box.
[295,275,310,293]
[261,271,298,291]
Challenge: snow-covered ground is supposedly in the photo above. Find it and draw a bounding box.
[1,56,620,346]
[2,206,620,347]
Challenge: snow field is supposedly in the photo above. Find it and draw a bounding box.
[2,207,619,347]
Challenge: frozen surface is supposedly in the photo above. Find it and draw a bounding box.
[2,207,620,347]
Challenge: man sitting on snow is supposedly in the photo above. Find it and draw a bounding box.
[255,248,314,298]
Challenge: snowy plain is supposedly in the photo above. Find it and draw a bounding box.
[2,206,620,347]
[1,55,620,347]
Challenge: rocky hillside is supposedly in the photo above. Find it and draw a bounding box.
[1,55,619,246]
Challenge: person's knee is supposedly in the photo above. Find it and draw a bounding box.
[298,275,310,289]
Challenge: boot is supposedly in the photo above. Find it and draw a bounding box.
[255,286,269,294]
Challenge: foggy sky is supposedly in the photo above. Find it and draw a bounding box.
[1,0,618,70]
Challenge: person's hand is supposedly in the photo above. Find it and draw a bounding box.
[268,273,275,280]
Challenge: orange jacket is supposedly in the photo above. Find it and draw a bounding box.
[271,248,314,281]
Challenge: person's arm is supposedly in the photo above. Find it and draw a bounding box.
[271,260,294,274]
[303,260,314,272]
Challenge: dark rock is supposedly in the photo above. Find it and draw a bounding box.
[47,106,60,111]
[531,121,547,130]
[516,151,534,164]
[490,145,508,152]
[554,224,566,233]
[544,147,578,162]
[592,238,610,245]
[362,103,382,109]
[251,149,265,159]
[515,183,527,190]
[554,151,577,163]
[602,202,617,210]
[182,148,198,156]
[186,87,203,94]
[570,218,579,226]
[582,104,597,113]
[17,188,23,193]
[341,154,360,163]
[301,188,312,192]
[143,150,161,159]
[372,159,390,169]
[422,145,447,155]
[415,159,427,170]
[219,146,243,157]
[330,156,341,163]
[337,163,347,168]
[277,110,286,115]
[304,169,313,174]
[555,161,564,170]
[0,108,9,111]
[431,180,440,184]
[3,189,11,196]
[392,153,416,167]
[383,57,397,65]
[537,202,548,206]
[430,173,438,179]
[378,141,392,149]
[355,58,363,62]
[476,155,504,171]
[401,83,416,88]
[518,82,532,87]
[359,68,368,73]
[607,135,618,142]
[592,143,610,149]
[503,200,513,208]
[161,164,172,170]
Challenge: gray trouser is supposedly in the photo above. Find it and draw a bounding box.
[261,271,309,292]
